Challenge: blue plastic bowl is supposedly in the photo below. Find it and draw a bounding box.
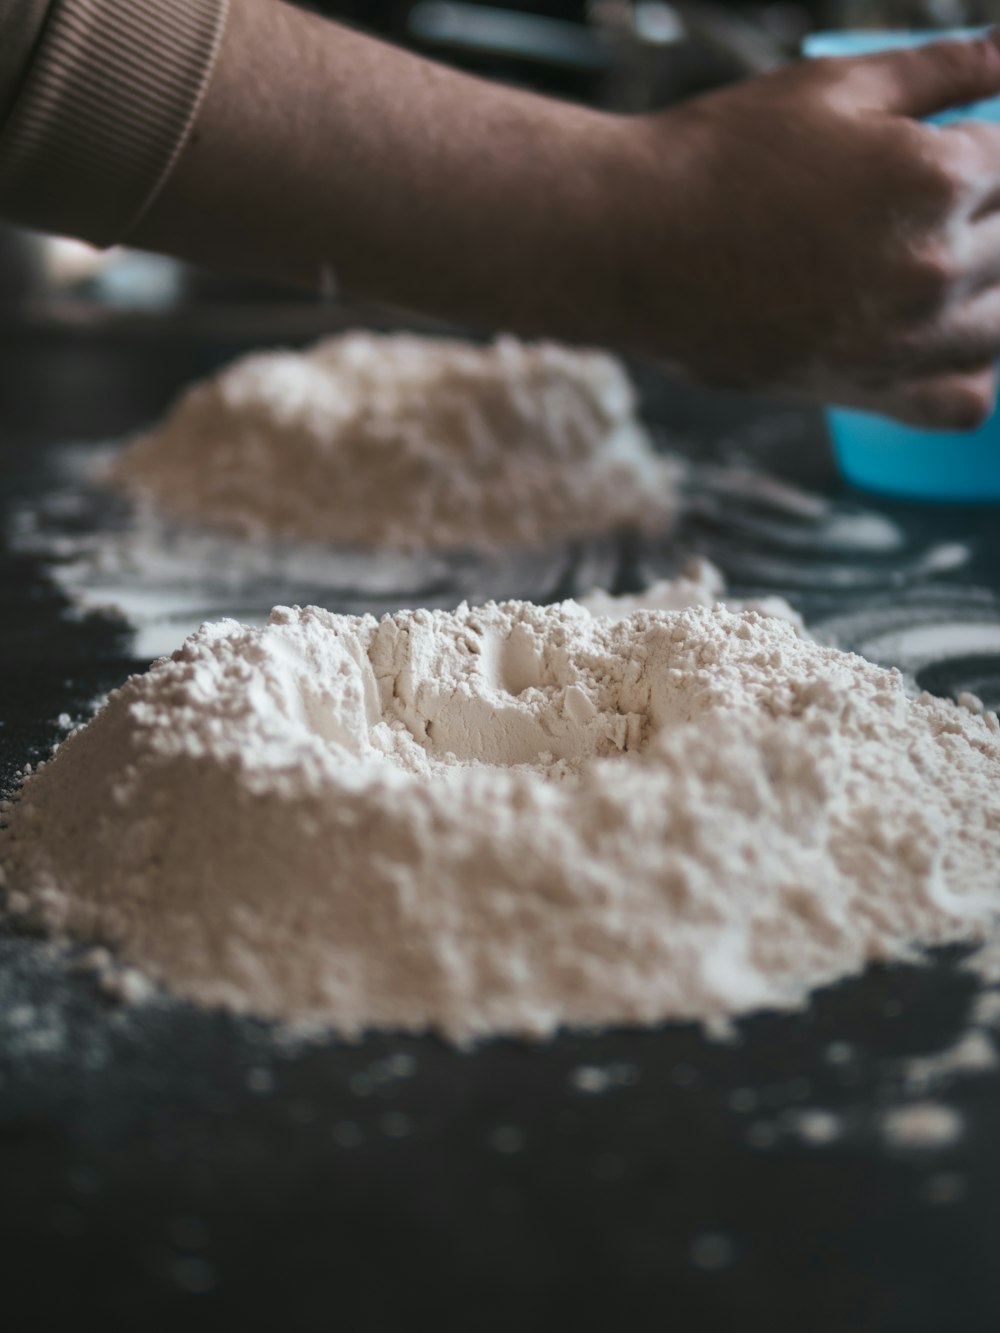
[804,29,1000,501]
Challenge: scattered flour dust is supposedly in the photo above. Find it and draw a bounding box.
[881,1103,964,1151]
[2,574,1000,1045]
[110,333,675,553]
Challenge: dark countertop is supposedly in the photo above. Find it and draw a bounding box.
[2,316,1000,1333]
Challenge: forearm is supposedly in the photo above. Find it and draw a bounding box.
[132,0,630,340]
[8,2,1000,430]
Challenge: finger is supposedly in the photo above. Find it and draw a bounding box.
[940,120,1000,219]
[971,185,1000,223]
[843,29,1000,119]
[904,287,1000,365]
[953,221,1000,296]
[854,364,999,430]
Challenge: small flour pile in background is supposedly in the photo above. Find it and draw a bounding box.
[579,557,804,630]
[2,583,999,1043]
[111,334,675,552]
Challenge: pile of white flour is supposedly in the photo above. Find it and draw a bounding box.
[579,557,804,629]
[3,585,998,1043]
[111,334,675,552]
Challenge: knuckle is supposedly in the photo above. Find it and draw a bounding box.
[906,244,958,302]
[946,122,991,163]
[965,35,1000,83]
[963,376,998,427]
[805,56,845,90]
[817,60,877,112]
[906,250,960,305]
[951,396,991,431]
[912,131,978,204]
[944,131,990,188]
[922,382,995,431]
[929,36,1000,93]
[933,41,977,82]
[926,155,972,207]
[883,328,927,373]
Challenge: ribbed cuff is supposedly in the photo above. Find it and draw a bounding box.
[0,0,230,246]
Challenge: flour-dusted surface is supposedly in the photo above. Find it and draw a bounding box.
[3,587,999,1043]
[110,334,675,553]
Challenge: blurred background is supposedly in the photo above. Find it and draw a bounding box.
[5,0,1000,327]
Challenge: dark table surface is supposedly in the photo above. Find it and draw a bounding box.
[2,313,1000,1333]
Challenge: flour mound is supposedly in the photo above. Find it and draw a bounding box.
[111,333,674,552]
[580,556,804,630]
[3,594,999,1043]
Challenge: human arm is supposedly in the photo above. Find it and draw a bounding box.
[6,1,1000,425]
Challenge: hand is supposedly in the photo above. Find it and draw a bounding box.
[614,32,1000,427]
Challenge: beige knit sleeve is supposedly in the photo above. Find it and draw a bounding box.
[0,0,230,247]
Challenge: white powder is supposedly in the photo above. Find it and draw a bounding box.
[881,1103,964,1151]
[579,556,804,631]
[902,1030,998,1092]
[110,333,675,553]
[788,1109,842,1146]
[569,1064,639,1095]
[3,587,999,1044]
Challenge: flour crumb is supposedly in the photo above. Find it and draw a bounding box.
[569,1064,639,1095]
[972,991,1000,1027]
[332,1121,363,1148]
[882,1102,963,1151]
[365,1053,417,1084]
[245,1066,274,1094]
[71,946,112,974]
[902,1030,998,1092]
[746,1121,780,1150]
[488,1125,526,1154]
[789,1109,841,1146]
[689,1233,736,1272]
[98,966,154,1006]
[824,1042,857,1067]
[922,1172,966,1204]
[110,333,675,553]
[378,1111,414,1139]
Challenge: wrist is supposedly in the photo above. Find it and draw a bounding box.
[575,107,704,366]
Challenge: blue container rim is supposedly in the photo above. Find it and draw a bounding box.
[803,28,991,58]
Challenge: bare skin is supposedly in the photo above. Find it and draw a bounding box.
[133,3,1000,427]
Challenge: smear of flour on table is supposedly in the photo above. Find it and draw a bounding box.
[8,438,623,660]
